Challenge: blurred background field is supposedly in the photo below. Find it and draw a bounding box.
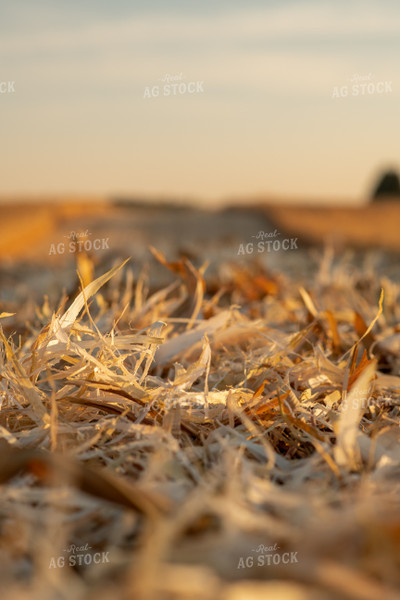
[1,195,400,315]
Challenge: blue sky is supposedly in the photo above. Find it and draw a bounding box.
[1,1,399,203]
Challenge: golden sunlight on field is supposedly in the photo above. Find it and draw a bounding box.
[264,200,400,251]
[0,198,400,600]
[0,200,111,260]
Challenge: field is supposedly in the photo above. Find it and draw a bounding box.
[0,199,399,600]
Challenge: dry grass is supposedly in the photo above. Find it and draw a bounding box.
[0,245,400,600]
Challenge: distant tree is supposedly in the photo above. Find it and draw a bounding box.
[371,170,400,201]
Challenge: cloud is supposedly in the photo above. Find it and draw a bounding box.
[2,2,398,102]
[1,2,400,56]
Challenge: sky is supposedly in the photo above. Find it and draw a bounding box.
[1,0,399,205]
